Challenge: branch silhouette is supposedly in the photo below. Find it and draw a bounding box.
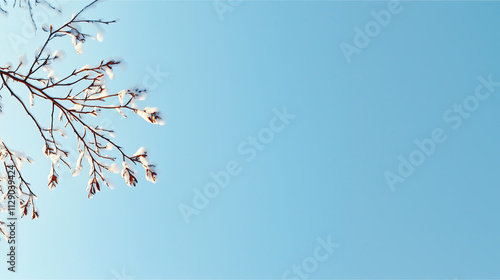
[0,0,62,30]
[0,0,164,240]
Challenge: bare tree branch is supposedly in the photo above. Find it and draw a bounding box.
[0,0,164,238]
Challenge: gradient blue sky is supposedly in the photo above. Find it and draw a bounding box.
[0,0,499,279]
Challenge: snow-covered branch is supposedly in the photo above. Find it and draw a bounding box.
[0,0,164,231]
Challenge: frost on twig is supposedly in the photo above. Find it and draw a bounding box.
[0,0,164,235]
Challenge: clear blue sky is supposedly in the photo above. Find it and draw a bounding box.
[0,0,499,279]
